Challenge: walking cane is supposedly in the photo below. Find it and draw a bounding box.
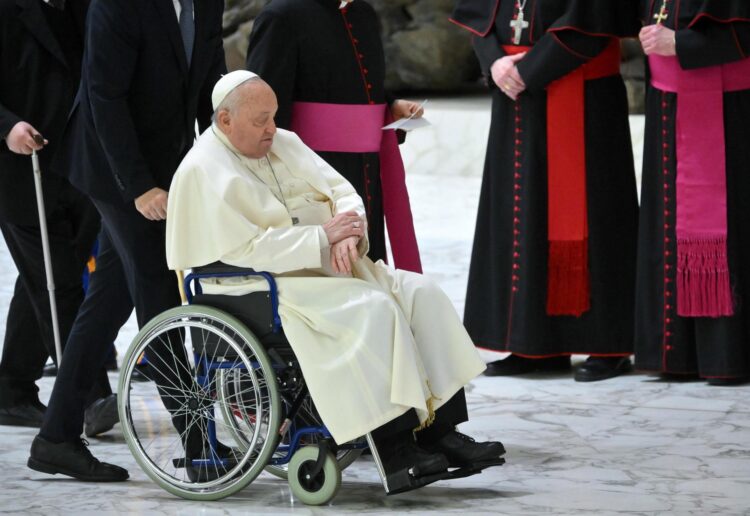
[31,133,63,367]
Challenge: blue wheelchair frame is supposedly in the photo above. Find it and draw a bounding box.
[182,268,366,470]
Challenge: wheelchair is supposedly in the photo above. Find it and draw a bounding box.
[117,265,500,503]
[117,265,366,503]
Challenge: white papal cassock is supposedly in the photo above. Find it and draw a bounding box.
[166,126,486,444]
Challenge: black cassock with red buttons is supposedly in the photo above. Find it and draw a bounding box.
[634,0,750,379]
[450,0,640,357]
[247,0,392,263]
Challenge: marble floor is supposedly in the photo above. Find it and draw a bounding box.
[0,99,748,515]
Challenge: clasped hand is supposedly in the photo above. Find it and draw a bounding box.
[639,24,676,56]
[323,210,365,274]
[491,52,527,101]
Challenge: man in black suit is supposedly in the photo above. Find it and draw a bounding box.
[0,0,113,429]
[27,0,226,481]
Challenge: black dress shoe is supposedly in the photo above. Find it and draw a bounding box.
[420,430,505,468]
[28,436,128,481]
[485,354,571,376]
[84,394,119,437]
[707,376,749,386]
[42,363,57,377]
[0,401,46,428]
[130,364,151,383]
[383,440,449,478]
[658,372,700,382]
[185,440,243,482]
[574,356,632,382]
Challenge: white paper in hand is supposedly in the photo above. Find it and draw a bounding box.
[382,99,431,132]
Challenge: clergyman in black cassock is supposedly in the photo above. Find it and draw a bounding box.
[27,0,226,482]
[246,0,422,271]
[450,0,640,381]
[635,0,750,385]
[0,0,111,428]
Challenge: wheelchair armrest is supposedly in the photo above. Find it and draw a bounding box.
[183,263,282,333]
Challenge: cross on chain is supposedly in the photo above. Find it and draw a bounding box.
[509,9,529,45]
[653,0,669,25]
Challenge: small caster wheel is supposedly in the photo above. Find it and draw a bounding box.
[288,445,341,505]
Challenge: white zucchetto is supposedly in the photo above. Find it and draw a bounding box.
[211,70,260,111]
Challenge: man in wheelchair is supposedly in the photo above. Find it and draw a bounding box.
[165,71,505,493]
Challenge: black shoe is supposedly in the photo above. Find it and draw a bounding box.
[27,436,128,481]
[0,401,46,428]
[658,372,700,382]
[420,430,505,468]
[130,364,151,383]
[42,363,57,377]
[184,440,243,482]
[574,356,632,382]
[485,354,570,376]
[383,440,449,478]
[84,394,119,437]
[707,376,749,386]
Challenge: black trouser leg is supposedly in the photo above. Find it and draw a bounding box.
[39,226,133,442]
[371,388,469,461]
[0,278,47,406]
[40,199,183,443]
[415,389,468,444]
[0,189,100,408]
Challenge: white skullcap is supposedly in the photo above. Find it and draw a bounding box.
[211,70,259,111]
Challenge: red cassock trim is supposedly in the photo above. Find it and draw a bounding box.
[448,0,501,37]
[547,25,632,40]
[688,13,750,28]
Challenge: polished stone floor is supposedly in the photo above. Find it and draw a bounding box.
[1,100,748,515]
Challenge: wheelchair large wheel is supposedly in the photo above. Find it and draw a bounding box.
[215,361,364,480]
[118,305,282,501]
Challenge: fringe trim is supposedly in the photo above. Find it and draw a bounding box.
[413,381,440,432]
[676,237,734,317]
[546,239,591,317]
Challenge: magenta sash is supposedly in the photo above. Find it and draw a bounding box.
[290,101,422,273]
[649,55,750,317]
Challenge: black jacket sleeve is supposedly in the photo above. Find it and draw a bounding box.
[86,0,155,201]
[0,101,22,141]
[0,14,22,140]
[246,6,298,130]
[676,20,750,69]
[516,30,611,91]
[472,30,507,78]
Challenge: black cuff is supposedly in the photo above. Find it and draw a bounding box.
[516,35,587,91]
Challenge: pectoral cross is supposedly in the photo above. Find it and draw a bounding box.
[653,0,669,25]
[509,10,529,45]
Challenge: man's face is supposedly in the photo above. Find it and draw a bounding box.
[224,82,278,159]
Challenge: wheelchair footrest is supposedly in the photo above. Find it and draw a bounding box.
[386,457,506,496]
